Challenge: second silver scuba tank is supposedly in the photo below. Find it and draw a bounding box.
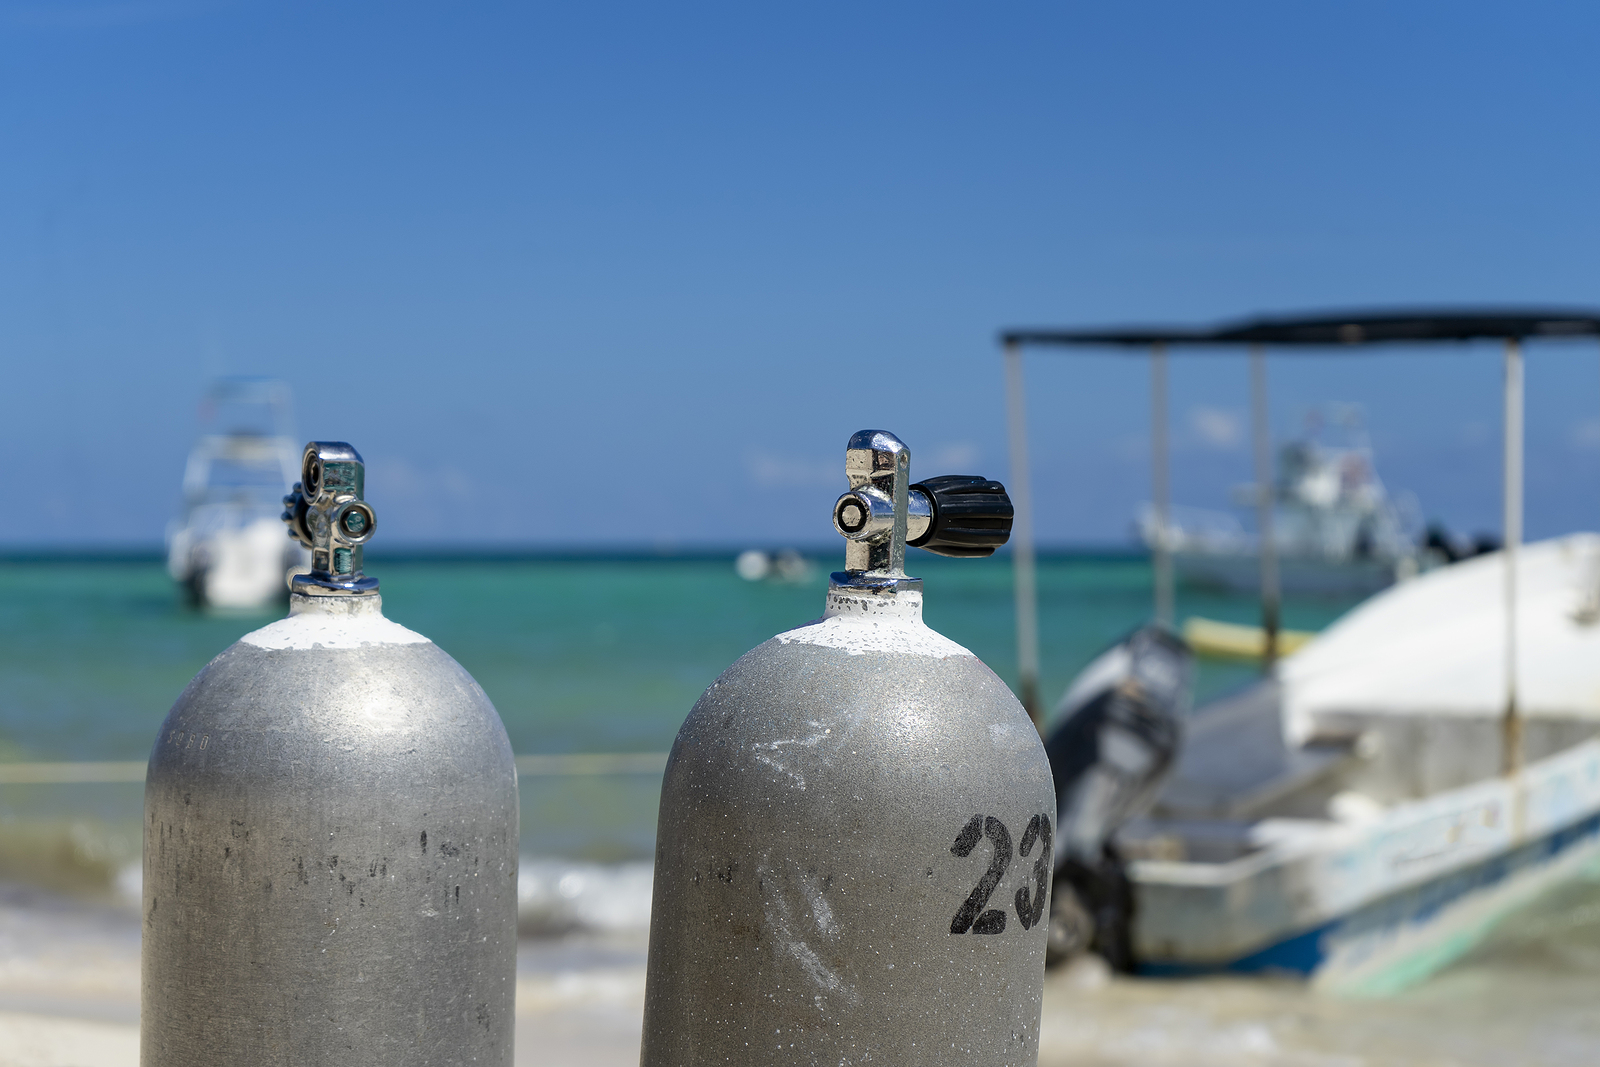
[642,429,1054,1066]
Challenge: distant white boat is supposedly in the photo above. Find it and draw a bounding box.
[166,379,308,610]
[1119,534,1600,993]
[1140,405,1421,596]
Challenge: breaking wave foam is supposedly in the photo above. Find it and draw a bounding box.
[517,858,654,936]
[39,846,656,940]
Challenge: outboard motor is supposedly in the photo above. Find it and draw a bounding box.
[142,443,519,1066]
[641,430,1054,1066]
[1043,625,1190,970]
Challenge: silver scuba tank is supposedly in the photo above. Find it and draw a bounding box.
[641,429,1055,1066]
[142,442,519,1067]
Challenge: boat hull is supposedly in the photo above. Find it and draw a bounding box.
[169,516,303,610]
[1131,738,1600,993]
[1174,551,1396,597]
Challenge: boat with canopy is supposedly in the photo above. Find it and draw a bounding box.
[1002,308,1600,991]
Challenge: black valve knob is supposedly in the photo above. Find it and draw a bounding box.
[282,483,313,547]
[908,475,1014,558]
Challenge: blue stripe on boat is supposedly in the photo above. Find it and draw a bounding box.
[1137,809,1600,978]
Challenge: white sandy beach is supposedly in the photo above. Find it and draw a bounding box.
[8,962,1600,1067]
[3,873,1599,1067]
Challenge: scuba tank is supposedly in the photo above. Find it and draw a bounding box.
[641,429,1053,1066]
[1042,625,1190,969]
[142,443,519,1066]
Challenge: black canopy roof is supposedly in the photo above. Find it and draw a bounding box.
[1002,308,1600,350]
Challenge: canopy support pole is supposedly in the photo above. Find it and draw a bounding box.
[1250,345,1280,669]
[1151,343,1174,628]
[1503,338,1524,777]
[1004,340,1041,724]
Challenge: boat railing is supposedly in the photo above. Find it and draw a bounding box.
[1000,307,1600,781]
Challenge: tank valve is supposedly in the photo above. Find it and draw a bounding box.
[282,441,378,595]
[830,429,1013,590]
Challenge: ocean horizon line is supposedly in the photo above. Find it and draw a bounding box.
[0,543,1149,565]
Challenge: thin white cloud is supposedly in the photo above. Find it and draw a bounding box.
[1190,406,1242,449]
[363,455,475,540]
[749,453,837,489]
[925,442,979,472]
[749,443,983,488]
[1571,418,1600,450]
[367,456,472,504]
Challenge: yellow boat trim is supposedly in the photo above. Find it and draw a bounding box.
[1182,616,1315,660]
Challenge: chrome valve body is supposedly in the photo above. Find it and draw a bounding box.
[282,441,379,595]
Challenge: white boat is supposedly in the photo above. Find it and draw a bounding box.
[1139,405,1420,596]
[1122,534,1600,992]
[1004,307,1600,992]
[166,379,308,610]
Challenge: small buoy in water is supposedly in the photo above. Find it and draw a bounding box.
[142,442,519,1066]
[642,429,1050,1066]
[736,548,814,583]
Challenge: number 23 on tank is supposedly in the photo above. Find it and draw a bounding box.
[949,813,1053,935]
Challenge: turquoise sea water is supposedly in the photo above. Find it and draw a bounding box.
[0,551,1362,877]
[11,553,1600,1056]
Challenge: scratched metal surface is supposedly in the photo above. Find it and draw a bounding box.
[142,640,519,1066]
[642,638,1055,1066]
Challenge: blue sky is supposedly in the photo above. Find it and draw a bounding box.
[5,1,1600,547]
